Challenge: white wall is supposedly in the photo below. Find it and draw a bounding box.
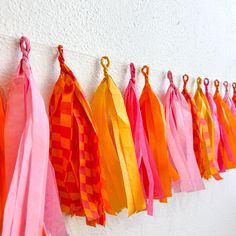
[0,1,236,235]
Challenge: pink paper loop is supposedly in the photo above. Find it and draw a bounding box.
[19,36,30,59]
[167,70,173,84]
[204,77,209,86]
[223,81,229,93]
[130,63,135,82]
[204,78,209,92]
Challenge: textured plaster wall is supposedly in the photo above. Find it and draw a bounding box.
[0,0,236,236]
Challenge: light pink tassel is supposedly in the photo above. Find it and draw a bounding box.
[3,36,68,236]
[164,71,204,192]
[203,78,221,171]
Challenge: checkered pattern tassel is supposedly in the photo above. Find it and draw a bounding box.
[182,75,215,179]
[194,78,222,180]
[49,45,105,226]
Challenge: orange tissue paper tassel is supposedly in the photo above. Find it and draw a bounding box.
[91,56,146,216]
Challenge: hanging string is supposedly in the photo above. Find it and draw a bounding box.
[0,32,136,68]
[0,32,232,87]
[0,32,97,60]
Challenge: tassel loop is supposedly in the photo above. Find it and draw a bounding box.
[57,45,65,65]
[232,82,236,107]
[130,63,135,83]
[214,79,220,93]
[223,81,229,93]
[182,74,189,89]
[19,36,30,60]
[197,77,202,88]
[167,70,174,85]
[100,56,110,78]
[232,82,236,93]
[141,65,149,83]
[204,78,210,92]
